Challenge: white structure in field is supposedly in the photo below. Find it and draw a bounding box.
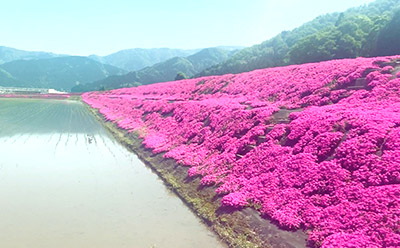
[48,89,67,94]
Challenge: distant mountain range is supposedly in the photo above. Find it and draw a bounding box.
[0,56,126,91]
[72,48,237,92]
[88,48,199,71]
[0,0,398,92]
[0,46,64,64]
[0,46,242,91]
[88,46,243,72]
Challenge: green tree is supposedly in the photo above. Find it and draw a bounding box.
[288,14,376,64]
[175,71,188,80]
[361,13,391,56]
[374,10,400,56]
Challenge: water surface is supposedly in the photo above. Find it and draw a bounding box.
[0,98,225,248]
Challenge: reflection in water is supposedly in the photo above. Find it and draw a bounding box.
[0,99,225,248]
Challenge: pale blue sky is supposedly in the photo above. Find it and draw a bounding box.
[0,0,376,56]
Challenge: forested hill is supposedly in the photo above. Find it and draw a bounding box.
[0,56,126,91]
[197,0,400,77]
[72,48,237,92]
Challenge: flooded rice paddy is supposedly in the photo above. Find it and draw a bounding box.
[0,98,224,248]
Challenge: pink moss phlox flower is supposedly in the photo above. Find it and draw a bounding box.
[82,56,400,247]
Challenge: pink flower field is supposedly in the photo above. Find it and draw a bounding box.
[83,56,400,248]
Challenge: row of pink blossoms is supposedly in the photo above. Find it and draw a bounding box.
[83,56,400,248]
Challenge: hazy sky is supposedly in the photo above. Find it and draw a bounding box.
[0,0,376,56]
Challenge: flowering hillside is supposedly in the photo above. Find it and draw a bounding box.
[83,56,400,248]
